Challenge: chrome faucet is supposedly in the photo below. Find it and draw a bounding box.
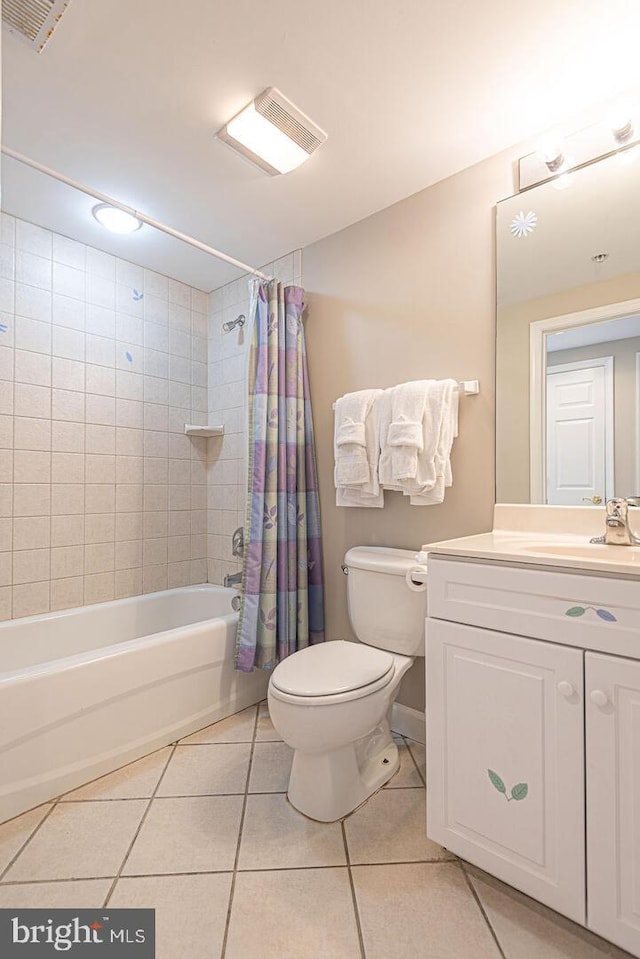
[590,498,640,546]
[224,570,243,588]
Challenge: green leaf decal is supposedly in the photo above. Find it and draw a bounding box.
[565,606,586,617]
[488,769,506,794]
[511,782,529,801]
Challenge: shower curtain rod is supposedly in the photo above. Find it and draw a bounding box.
[1,146,272,282]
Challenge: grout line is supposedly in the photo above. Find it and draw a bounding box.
[403,737,426,786]
[0,802,58,883]
[460,862,507,959]
[102,742,178,908]
[341,820,366,959]
[220,703,260,959]
[0,858,457,889]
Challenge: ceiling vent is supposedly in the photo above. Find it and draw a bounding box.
[2,0,73,52]
[217,87,327,175]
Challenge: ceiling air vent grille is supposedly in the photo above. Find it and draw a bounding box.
[255,88,327,156]
[3,0,72,52]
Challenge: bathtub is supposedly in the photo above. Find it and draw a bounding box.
[0,585,268,824]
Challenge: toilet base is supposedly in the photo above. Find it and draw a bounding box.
[286,723,399,822]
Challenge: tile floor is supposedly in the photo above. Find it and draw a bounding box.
[0,702,632,958]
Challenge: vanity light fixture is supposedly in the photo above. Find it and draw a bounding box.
[537,138,566,174]
[216,88,327,176]
[92,203,143,234]
[519,103,640,191]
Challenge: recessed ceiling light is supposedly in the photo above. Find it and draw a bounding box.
[217,87,327,176]
[92,203,143,234]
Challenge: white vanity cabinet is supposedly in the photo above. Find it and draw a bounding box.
[426,554,640,955]
[586,652,640,954]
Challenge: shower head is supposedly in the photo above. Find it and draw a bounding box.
[222,314,245,333]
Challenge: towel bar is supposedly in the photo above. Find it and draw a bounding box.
[332,379,479,410]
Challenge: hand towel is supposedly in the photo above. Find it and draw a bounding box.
[334,389,384,507]
[334,390,379,487]
[388,380,431,480]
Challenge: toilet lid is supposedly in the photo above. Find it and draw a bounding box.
[271,640,394,698]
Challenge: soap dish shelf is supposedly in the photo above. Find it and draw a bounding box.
[184,424,224,437]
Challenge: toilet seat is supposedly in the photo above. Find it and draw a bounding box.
[270,640,395,704]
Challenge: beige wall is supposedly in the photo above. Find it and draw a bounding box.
[496,273,640,502]
[303,151,516,711]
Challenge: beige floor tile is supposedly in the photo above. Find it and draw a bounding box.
[248,741,292,792]
[0,879,112,908]
[406,738,426,783]
[122,796,242,875]
[61,748,172,801]
[4,801,147,882]
[180,705,257,744]
[156,744,251,797]
[225,867,361,959]
[385,740,424,788]
[238,793,346,870]
[255,700,282,741]
[353,862,502,959]
[110,873,233,959]
[469,868,632,958]
[0,804,52,874]
[345,787,453,864]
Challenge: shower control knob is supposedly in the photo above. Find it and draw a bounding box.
[590,689,610,708]
[557,681,575,698]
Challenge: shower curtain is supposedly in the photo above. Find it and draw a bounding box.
[235,281,324,672]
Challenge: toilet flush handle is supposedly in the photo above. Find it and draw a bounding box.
[341,564,349,575]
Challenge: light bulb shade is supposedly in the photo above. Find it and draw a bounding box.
[217,87,327,176]
[92,204,143,234]
[536,138,565,173]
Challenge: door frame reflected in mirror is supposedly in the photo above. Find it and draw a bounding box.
[529,296,640,504]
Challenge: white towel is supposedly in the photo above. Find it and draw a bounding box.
[388,380,431,480]
[334,389,384,507]
[409,385,459,505]
[334,391,377,487]
[378,388,402,491]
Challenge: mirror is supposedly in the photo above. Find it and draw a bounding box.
[496,148,640,504]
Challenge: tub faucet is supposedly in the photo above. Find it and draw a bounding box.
[590,498,640,546]
[224,570,243,588]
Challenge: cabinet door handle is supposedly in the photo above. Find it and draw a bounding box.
[590,689,610,708]
[557,680,575,698]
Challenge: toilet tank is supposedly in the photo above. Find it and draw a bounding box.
[344,546,427,657]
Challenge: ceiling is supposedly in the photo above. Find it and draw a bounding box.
[547,315,640,352]
[4,0,640,292]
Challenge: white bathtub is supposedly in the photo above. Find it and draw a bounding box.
[0,585,268,824]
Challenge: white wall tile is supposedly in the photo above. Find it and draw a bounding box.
[16,221,52,258]
[4,215,214,618]
[12,580,49,618]
[15,316,52,355]
[53,235,85,270]
[14,350,51,387]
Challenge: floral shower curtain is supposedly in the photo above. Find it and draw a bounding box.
[235,281,324,672]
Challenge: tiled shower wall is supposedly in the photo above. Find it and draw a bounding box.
[0,213,209,620]
[206,251,302,585]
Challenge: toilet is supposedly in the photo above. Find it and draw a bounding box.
[267,546,427,822]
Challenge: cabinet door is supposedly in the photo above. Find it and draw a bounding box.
[427,619,585,923]
[586,652,640,955]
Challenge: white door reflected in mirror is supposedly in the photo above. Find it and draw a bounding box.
[545,358,613,505]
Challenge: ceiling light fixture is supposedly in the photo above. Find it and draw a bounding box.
[217,87,327,176]
[92,203,143,234]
